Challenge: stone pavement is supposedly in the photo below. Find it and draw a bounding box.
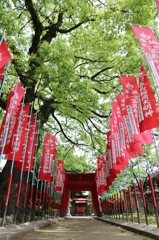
[0,218,59,240]
[94,216,159,239]
[1,216,155,240]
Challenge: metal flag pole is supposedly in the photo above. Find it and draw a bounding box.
[13,102,33,224]
[118,175,124,221]
[144,55,159,165]
[22,113,37,223]
[28,120,40,222]
[136,154,148,225]
[108,188,111,218]
[44,181,49,219]
[42,180,47,219]
[144,144,159,227]
[122,170,128,222]
[108,190,110,218]
[145,56,159,99]
[0,33,4,45]
[0,61,10,98]
[114,185,117,219]
[50,181,54,218]
[50,158,56,218]
[113,183,116,219]
[125,166,133,222]
[116,179,120,220]
[46,182,50,219]
[1,85,25,227]
[34,133,45,220]
[0,33,10,96]
[110,187,113,218]
[130,159,140,224]
[48,184,51,218]
[106,192,108,217]
[44,181,48,219]
[151,131,159,163]
[38,180,43,219]
[111,187,113,218]
[107,191,109,218]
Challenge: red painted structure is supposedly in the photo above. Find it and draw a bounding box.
[73,198,88,215]
[60,172,101,217]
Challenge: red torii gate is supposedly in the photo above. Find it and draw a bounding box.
[60,172,102,217]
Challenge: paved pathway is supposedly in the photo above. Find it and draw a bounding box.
[13,216,153,240]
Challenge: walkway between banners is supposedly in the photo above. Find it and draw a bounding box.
[9,217,153,240]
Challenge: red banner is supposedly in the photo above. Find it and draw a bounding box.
[112,100,135,158]
[131,25,159,89]
[55,160,64,192]
[156,0,159,12]
[39,133,56,181]
[97,156,106,191]
[0,40,11,69]
[116,94,144,154]
[22,116,37,172]
[120,75,153,144]
[3,105,21,154]
[139,66,159,132]
[9,82,25,117]
[112,105,129,165]
[7,104,30,161]
[112,109,128,167]
[120,76,140,138]
[110,116,124,175]
[0,66,4,82]
[0,91,14,143]
[96,169,100,195]
[106,132,113,188]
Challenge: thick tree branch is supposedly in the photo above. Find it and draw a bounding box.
[71,117,90,135]
[93,88,110,95]
[91,66,113,80]
[52,112,91,147]
[89,117,106,134]
[25,0,42,54]
[91,110,110,118]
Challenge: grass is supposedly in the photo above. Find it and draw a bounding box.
[108,212,157,225]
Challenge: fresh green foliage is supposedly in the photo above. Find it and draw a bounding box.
[0,0,158,171]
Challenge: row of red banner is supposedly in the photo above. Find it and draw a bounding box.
[0,39,11,82]
[0,37,66,197]
[96,24,159,196]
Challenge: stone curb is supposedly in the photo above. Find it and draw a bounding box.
[0,218,61,240]
[94,216,159,240]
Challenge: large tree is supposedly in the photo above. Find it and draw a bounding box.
[0,0,158,163]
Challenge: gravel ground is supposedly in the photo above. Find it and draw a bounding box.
[13,216,153,240]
